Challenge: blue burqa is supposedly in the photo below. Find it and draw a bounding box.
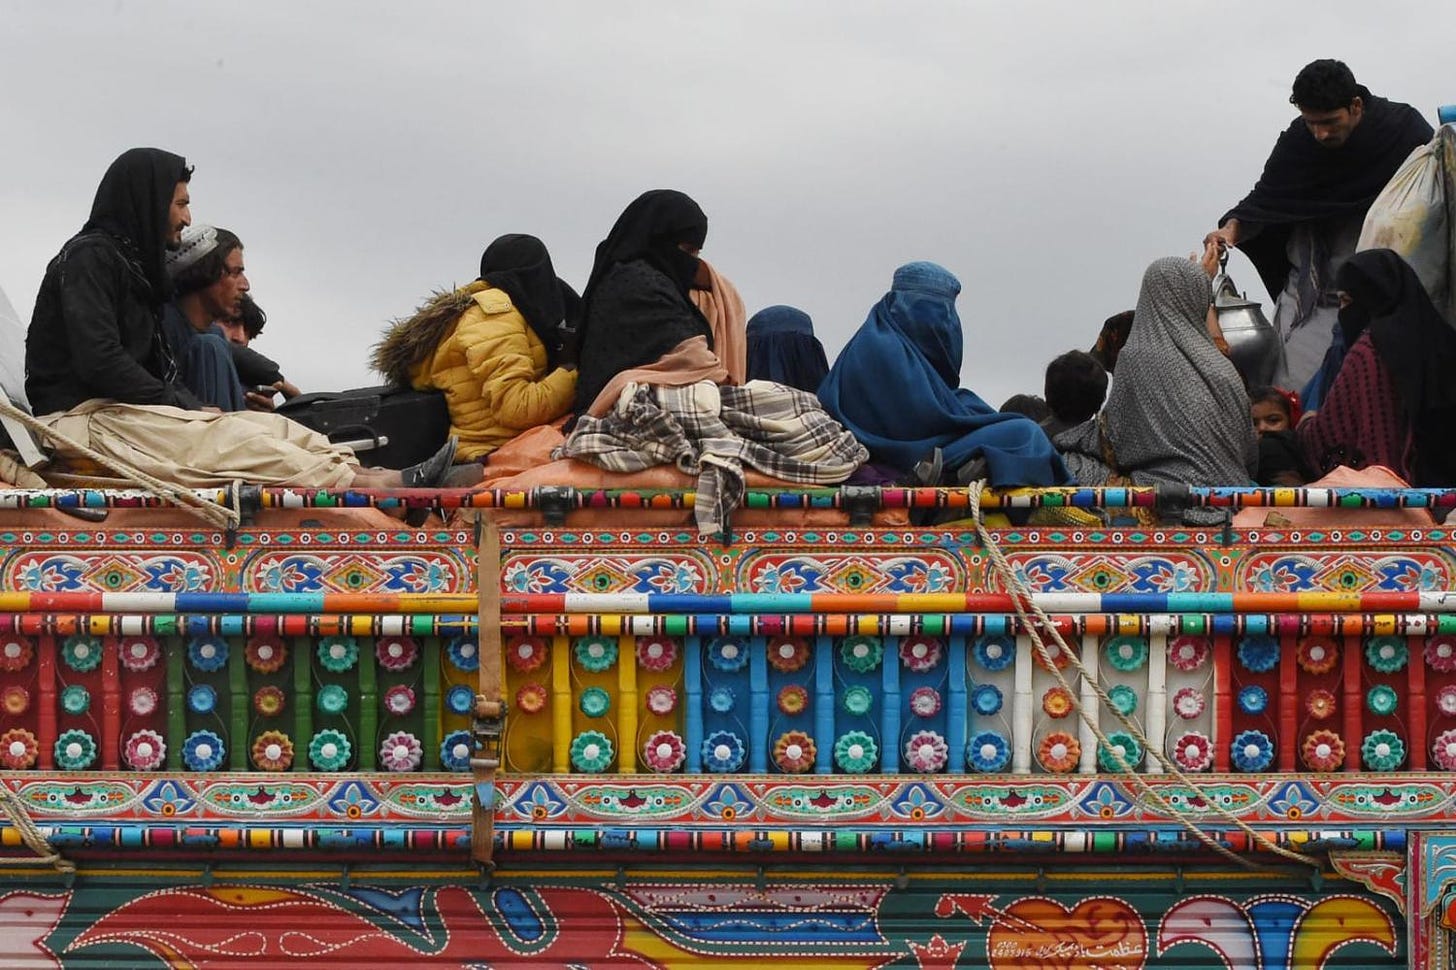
[817,262,1069,486]
[745,305,829,393]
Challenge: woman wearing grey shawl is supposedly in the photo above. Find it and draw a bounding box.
[1056,256,1256,524]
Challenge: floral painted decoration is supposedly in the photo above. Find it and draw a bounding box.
[375,636,419,671]
[1033,641,1070,672]
[1,728,39,769]
[1041,687,1074,719]
[182,730,226,771]
[968,731,1011,772]
[316,684,349,716]
[1306,688,1337,720]
[440,730,475,771]
[1366,684,1399,717]
[709,687,736,713]
[446,636,481,672]
[186,636,228,673]
[1171,731,1212,771]
[646,685,678,715]
[1237,685,1268,715]
[642,730,686,772]
[1302,730,1345,772]
[128,686,159,718]
[705,637,747,672]
[1097,732,1144,772]
[777,684,808,715]
[123,729,167,770]
[840,636,884,673]
[1230,729,1274,771]
[909,686,942,718]
[637,636,679,672]
[1296,638,1338,675]
[1361,729,1406,771]
[579,687,612,718]
[252,685,286,717]
[2,685,28,716]
[515,683,548,715]
[0,638,34,671]
[446,684,476,716]
[971,684,1003,716]
[62,635,104,672]
[1365,636,1408,674]
[1236,635,1279,672]
[384,684,418,716]
[904,730,949,772]
[842,685,873,717]
[1103,636,1148,672]
[973,635,1015,671]
[1172,687,1205,720]
[1433,728,1456,771]
[766,637,809,673]
[702,731,747,772]
[773,731,817,773]
[1167,635,1210,672]
[1439,685,1456,718]
[1037,732,1080,773]
[570,731,615,772]
[245,636,288,673]
[317,636,360,673]
[507,636,548,673]
[899,636,943,672]
[309,729,352,771]
[252,731,295,771]
[118,637,161,672]
[379,731,422,772]
[1107,684,1138,717]
[1426,636,1456,673]
[187,684,217,714]
[834,730,880,773]
[60,684,90,715]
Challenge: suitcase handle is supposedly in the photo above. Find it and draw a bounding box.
[326,424,389,454]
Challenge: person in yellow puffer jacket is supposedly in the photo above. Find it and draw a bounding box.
[371,235,578,462]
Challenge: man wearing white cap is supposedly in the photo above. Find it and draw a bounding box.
[161,224,252,410]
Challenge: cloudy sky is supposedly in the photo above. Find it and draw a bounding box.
[1,1,1450,407]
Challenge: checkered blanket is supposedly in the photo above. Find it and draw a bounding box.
[558,380,868,533]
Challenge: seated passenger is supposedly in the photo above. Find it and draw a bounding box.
[691,259,747,384]
[1057,256,1256,521]
[162,224,250,411]
[373,234,577,462]
[1297,249,1456,486]
[1249,385,1300,435]
[1042,350,1107,438]
[24,148,455,490]
[223,295,302,402]
[573,190,727,416]
[817,261,1068,487]
[999,394,1051,423]
[745,305,830,392]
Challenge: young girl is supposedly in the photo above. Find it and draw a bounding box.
[1249,386,1312,485]
[1249,386,1300,436]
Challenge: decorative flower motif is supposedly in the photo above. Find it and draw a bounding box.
[60,684,90,715]
[968,730,1011,772]
[1361,729,1406,770]
[636,636,680,671]
[1,728,40,769]
[773,731,817,773]
[709,686,737,713]
[1173,686,1205,719]
[123,729,166,770]
[317,683,349,716]
[1426,636,1456,673]
[1433,728,1456,771]
[440,730,474,771]
[1103,636,1149,672]
[909,686,942,718]
[1172,731,1213,771]
[1107,684,1138,716]
[252,685,286,717]
[766,636,809,673]
[904,730,948,772]
[1237,635,1279,672]
[384,684,418,716]
[186,636,228,673]
[1302,730,1345,771]
[835,686,868,718]
[1098,731,1144,772]
[1037,732,1080,773]
[1041,687,1074,719]
[374,636,419,671]
[245,636,287,673]
[1237,685,1268,715]
[971,684,1003,716]
[1230,729,1274,771]
[515,683,548,714]
[899,636,943,672]
[379,731,422,771]
[182,730,225,771]
[1365,636,1408,673]
[646,685,677,715]
[309,729,352,770]
[129,686,158,717]
[252,730,294,771]
[973,635,1015,671]
[446,684,476,716]
[579,686,612,717]
[506,636,548,672]
[1307,687,1337,720]
[702,730,747,772]
[1439,685,1456,717]
[1032,641,1070,671]
[834,730,879,772]
[118,637,161,672]
[642,730,686,772]
[575,636,619,672]
[446,636,481,672]
[2,685,29,716]
[1167,635,1210,672]
[1366,684,1399,717]
[1296,638,1338,675]
[317,636,359,673]
[62,635,104,672]
[777,684,808,715]
[0,637,34,671]
[840,636,884,673]
[187,684,217,714]
[570,730,614,772]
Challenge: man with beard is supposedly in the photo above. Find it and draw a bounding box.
[1205,59,1432,392]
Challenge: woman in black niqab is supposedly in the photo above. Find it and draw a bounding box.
[478,234,569,367]
[84,147,190,300]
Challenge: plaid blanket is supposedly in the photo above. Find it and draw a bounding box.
[558,380,868,533]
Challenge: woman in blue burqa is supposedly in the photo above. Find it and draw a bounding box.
[818,261,1069,487]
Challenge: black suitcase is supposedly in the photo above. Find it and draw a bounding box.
[276,385,450,469]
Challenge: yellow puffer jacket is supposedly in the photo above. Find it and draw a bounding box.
[407,282,575,461]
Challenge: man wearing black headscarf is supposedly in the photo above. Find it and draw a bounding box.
[1205,60,1432,392]
[26,147,203,415]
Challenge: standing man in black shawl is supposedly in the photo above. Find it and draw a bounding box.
[1205,60,1431,393]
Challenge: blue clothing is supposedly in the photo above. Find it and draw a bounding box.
[817,262,1069,486]
[160,303,247,411]
[1299,322,1346,412]
[746,305,830,393]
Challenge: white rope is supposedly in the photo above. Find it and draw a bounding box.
[0,785,73,873]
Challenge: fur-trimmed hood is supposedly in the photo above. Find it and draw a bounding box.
[370,281,488,386]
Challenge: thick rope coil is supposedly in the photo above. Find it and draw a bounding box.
[0,784,74,874]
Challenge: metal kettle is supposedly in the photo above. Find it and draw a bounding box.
[1212,253,1278,389]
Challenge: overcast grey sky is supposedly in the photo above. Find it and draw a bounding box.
[2,1,1451,407]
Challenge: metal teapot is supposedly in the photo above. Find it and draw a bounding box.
[1212,252,1278,389]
